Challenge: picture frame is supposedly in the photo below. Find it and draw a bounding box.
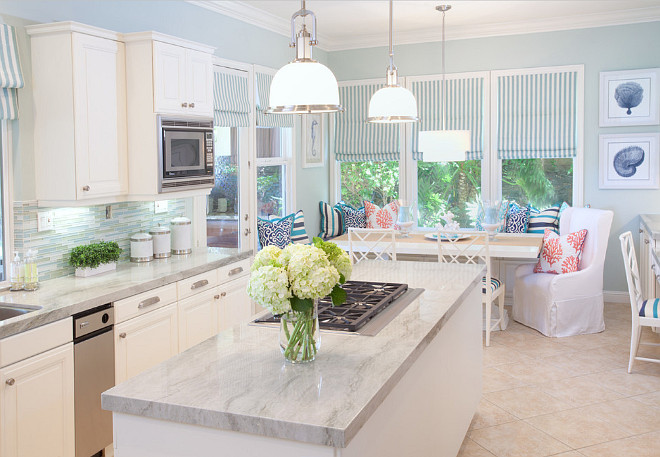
[599,133,659,189]
[599,68,660,127]
[301,114,324,168]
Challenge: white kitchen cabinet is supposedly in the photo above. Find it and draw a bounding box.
[178,289,218,352]
[639,225,659,300]
[27,22,127,205]
[114,303,179,384]
[0,343,75,457]
[217,276,252,332]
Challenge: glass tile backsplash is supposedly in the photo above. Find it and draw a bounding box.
[13,200,187,281]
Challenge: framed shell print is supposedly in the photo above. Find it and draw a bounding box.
[599,133,659,189]
[599,68,660,127]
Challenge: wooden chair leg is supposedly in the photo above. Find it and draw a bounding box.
[628,323,641,373]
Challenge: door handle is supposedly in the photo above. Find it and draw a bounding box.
[191,279,209,290]
[82,185,90,191]
[5,378,15,386]
[181,102,188,108]
[228,267,243,276]
[189,102,195,108]
[244,214,249,221]
[138,296,160,309]
[214,294,220,300]
[244,228,252,236]
[119,332,127,338]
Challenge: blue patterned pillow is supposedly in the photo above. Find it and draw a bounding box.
[257,214,294,249]
[338,203,366,230]
[506,202,531,233]
[319,201,344,239]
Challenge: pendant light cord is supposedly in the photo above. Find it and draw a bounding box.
[389,0,394,70]
[441,7,446,131]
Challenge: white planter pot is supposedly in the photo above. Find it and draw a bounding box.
[75,262,117,278]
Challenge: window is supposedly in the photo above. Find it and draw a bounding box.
[0,122,11,283]
[256,127,292,218]
[501,158,573,208]
[340,161,399,209]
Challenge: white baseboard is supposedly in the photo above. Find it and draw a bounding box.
[604,291,629,304]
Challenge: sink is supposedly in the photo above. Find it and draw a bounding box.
[0,304,42,321]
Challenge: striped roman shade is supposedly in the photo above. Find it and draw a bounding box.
[497,70,578,159]
[0,24,24,120]
[213,68,250,127]
[255,72,294,128]
[411,76,485,160]
[335,82,399,162]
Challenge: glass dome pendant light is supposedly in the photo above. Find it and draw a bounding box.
[267,0,342,114]
[367,0,419,123]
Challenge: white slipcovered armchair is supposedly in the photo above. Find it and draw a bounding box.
[512,207,614,337]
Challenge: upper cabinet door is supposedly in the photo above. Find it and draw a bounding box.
[153,41,187,114]
[72,33,127,200]
[186,49,213,117]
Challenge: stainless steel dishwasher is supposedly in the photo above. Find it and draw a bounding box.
[73,304,115,457]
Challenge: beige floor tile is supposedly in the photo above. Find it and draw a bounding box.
[457,436,496,457]
[541,352,608,377]
[630,390,660,408]
[494,360,576,385]
[484,386,575,419]
[470,421,570,457]
[579,397,660,435]
[579,431,660,457]
[470,399,517,430]
[581,367,660,396]
[525,408,629,448]
[537,375,623,406]
[549,453,585,457]
[551,332,613,351]
[635,360,660,375]
[483,344,534,367]
[482,367,528,393]
[506,338,577,359]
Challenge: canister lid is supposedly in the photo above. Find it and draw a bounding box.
[130,233,153,242]
[149,226,171,235]
[171,217,191,226]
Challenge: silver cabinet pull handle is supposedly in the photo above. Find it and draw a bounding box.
[189,102,195,108]
[214,294,220,300]
[191,279,209,290]
[82,185,90,191]
[79,321,90,329]
[138,296,160,309]
[181,102,188,108]
[221,291,227,297]
[6,378,15,386]
[228,267,243,276]
[119,332,127,338]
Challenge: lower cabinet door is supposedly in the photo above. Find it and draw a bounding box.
[217,276,252,332]
[0,343,75,457]
[178,289,218,352]
[114,303,179,384]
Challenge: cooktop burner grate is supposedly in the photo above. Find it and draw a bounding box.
[254,280,408,332]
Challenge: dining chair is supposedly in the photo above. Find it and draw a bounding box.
[619,231,660,373]
[347,228,397,264]
[437,229,504,346]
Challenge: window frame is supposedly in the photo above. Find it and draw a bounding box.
[1,120,14,287]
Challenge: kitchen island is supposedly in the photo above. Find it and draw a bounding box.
[102,260,484,457]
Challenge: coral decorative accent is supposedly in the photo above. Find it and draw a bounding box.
[534,228,588,274]
[364,201,398,229]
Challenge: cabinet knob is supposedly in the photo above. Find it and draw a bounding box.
[5,378,15,386]
[645,239,650,244]
[181,102,188,108]
[82,185,90,191]
[244,228,251,236]
[221,292,227,297]
[214,294,220,300]
[189,102,195,108]
[119,332,127,338]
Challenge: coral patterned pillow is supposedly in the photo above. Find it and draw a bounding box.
[364,201,398,229]
[534,229,588,275]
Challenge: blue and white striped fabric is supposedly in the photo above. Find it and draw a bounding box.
[290,210,309,244]
[335,81,399,162]
[255,72,294,128]
[640,299,659,318]
[319,201,344,239]
[0,24,24,120]
[213,68,250,127]
[527,206,560,234]
[497,70,578,159]
[482,277,502,294]
[411,76,485,160]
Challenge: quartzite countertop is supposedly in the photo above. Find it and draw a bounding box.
[640,214,660,240]
[0,248,251,339]
[102,260,484,449]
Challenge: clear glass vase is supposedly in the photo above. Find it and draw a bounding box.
[280,299,320,363]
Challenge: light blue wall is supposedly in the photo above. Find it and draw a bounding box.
[328,22,660,293]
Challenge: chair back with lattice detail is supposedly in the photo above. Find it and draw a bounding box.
[348,228,397,264]
[437,229,492,301]
[619,231,644,320]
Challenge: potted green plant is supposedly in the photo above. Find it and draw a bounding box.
[70,241,122,277]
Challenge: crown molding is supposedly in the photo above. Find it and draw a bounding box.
[188,1,332,51]
[188,2,660,52]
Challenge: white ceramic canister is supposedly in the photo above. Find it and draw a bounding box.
[150,226,171,259]
[130,233,153,262]
[171,217,192,255]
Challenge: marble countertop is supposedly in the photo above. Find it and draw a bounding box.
[102,260,484,448]
[0,248,252,339]
[640,214,660,240]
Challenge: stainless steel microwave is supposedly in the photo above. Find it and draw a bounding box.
[158,116,214,193]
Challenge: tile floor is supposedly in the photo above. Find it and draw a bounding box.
[458,302,660,457]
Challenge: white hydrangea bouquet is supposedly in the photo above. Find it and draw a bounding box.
[248,237,352,363]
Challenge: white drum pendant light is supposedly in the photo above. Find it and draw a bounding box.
[367,0,418,123]
[268,0,342,114]
[421,5,470,162]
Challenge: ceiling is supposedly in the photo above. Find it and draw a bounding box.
[189,0,660,51]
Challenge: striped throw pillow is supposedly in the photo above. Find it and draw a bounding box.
[527,206,560,234]
[319,201,344,239]
[290,210,309,244]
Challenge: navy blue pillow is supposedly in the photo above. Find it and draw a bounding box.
[257,214,294,249]
[338,203,366,230]
[506,203,531,233]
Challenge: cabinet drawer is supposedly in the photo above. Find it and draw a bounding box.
[114,283,177,324]
[217,258,251,284]
[177,269,219,300]
[0,318,72,368]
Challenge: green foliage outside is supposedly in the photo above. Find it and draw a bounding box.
[257,165,284,217]
[69,241,122,269]
[502,158,573,209]
[340,161,399,208]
